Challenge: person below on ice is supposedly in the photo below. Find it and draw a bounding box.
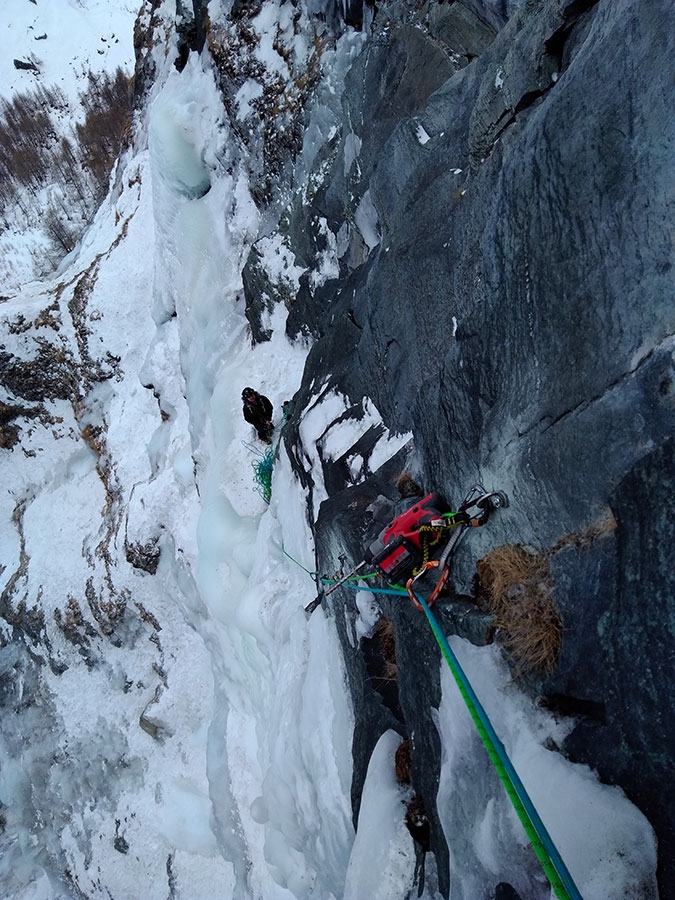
[241,387,274,444]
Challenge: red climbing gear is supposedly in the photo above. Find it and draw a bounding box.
[365,487,508,608]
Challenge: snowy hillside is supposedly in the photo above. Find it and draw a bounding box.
[0,1,667,899]
[0,1,137,292]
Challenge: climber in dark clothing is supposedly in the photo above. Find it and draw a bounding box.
[242,387,274,444]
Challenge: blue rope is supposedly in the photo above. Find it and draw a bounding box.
[246,405,291,504]
[296,547,583,899]
[322,581,409,596]
[412,588,584,900]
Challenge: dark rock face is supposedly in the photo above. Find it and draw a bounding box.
[0,400,40,449]
[268,0,674,893]
[313,449,453,896]
[174,0,210,70]
[543,440,675,891]
[13,59,39,73]
[0,345,76,403]
[125,539,161,575]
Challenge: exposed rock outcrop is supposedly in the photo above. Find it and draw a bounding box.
[270,0,674,893]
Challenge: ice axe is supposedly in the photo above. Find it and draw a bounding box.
[304,559,367,615]
[325,559,367,595]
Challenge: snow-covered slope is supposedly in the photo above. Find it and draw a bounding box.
[0,2,661,899]
[0,8,361,897]
[0,1,136,104]
[0,1,138,294]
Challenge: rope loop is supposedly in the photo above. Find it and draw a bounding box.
[247,403,291,504]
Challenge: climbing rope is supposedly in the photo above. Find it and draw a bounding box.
[281,544,383,587]
[281,544,319,577]
[244,442,275,504]
[247,404,292,504]
[283,542,583,900]
[254,447,275,504]
[410,586,584,900]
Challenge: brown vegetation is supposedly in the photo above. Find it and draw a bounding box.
[0,68,132,264]
[373,615,398,682]
[476,544,562,677]
[206,16,327,202]
[395,738,411,784]
[396,472,425,498]
[76,68,133,195]
[551,510,617,553]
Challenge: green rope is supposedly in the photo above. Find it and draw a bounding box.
[280,544,381,584]
[247,404,293,504]
[412,588,583,900]
[252,446,274,504]
[281,544,319,577]
[282,543,582,899]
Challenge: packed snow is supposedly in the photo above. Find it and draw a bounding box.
[0,3,659,900]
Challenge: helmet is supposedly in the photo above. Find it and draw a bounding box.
[242,387,255,399]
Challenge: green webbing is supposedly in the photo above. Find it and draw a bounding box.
[413,589,583,900]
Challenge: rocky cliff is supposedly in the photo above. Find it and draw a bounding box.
[0,0,671,897]
[243,0,674,894]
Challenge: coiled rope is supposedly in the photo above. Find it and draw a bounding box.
[252,445,275,504]
[246,404,292,504]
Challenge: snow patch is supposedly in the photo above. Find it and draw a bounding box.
[235,78,264,120]
[256,233,308,293]
[416,123,431,145]
[354,189,381,250]
[344,730,415,900]
[435,637,658,899]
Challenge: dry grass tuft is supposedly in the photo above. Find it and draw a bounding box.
[396,472,425,498]
[373,616,398,682]
[476,545,562,677]
[552,509,617,553]
[395,738,411,785]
